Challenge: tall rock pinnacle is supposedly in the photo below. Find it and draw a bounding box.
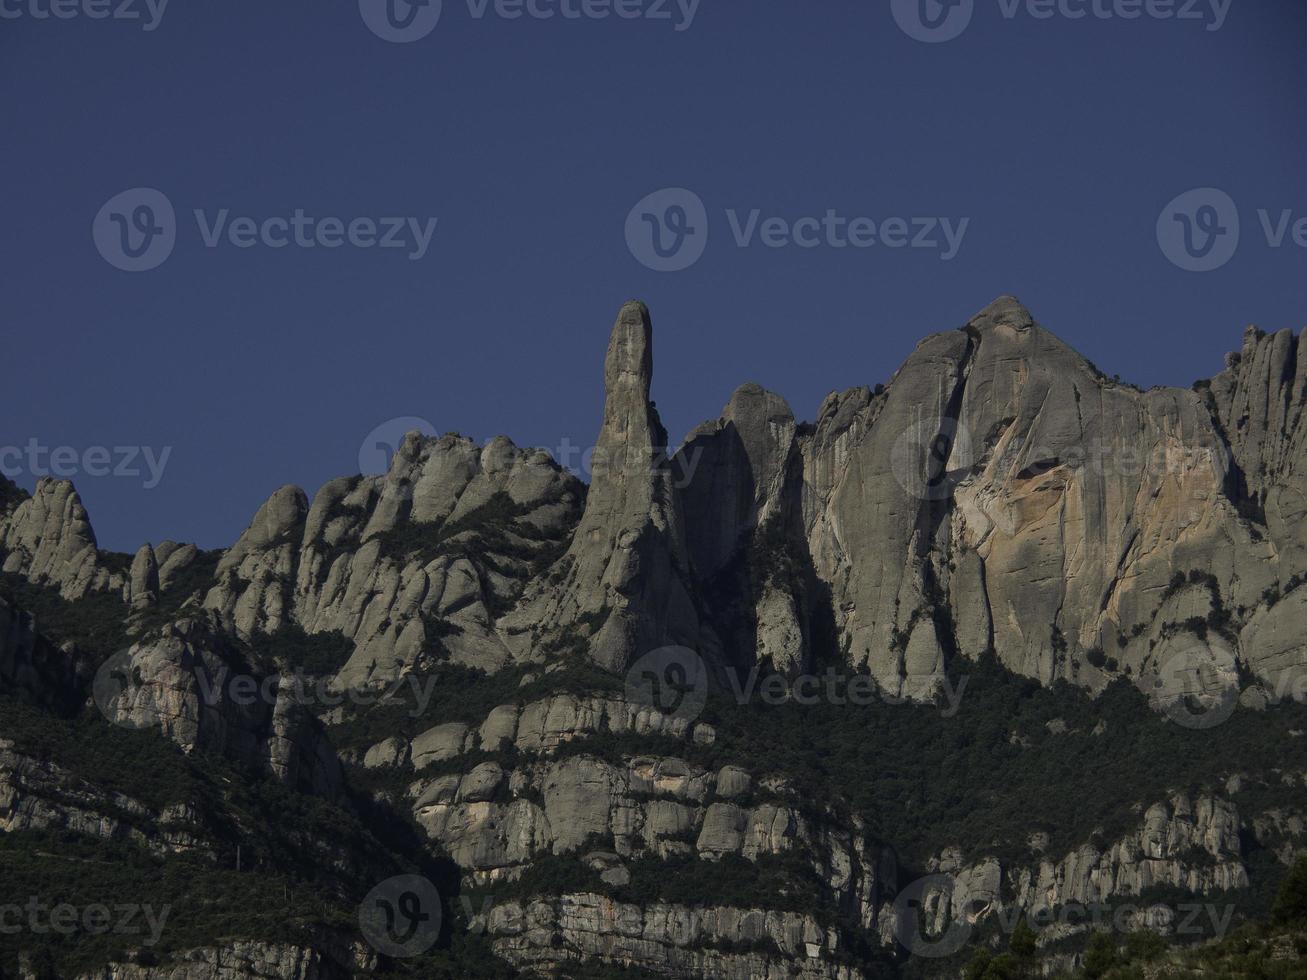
[503,300,704,672]
[604,300,656,419]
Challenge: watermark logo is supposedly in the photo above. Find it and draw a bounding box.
[893,872,1237,957]
[93,188,176,272]
[625,188,969,271]
[625,188,709,272]
[1149,644,1240,729]
[1158,188,1307,272]
[0,0,169,31]
[893,874,974,957]
[359,875,442,957]
[359,416,439,475]
[92,650,152,731]
[891,414,976,503]
[624,647,968,718]
[892,0,974,43]
[359,0,443,42]
[625,645,709,723]
[1157,188,1240,272]
[93,189,439,271]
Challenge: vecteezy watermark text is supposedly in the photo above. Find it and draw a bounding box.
[94,188,438,272]
[892,0,1230,43]
[0,899,170,946]
[94,652,441,728]
[0,0,169,30]
[624,646,968,725]
[894,871,1236,958]
[723,209,968,257]
[192,668,441,715]
[1,440,171,489]
[625,188,969,272]
[356,418,711,490]
[358,0,700,43]
[726,666,968,716]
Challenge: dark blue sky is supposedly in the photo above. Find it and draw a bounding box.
[3,0,1305,552]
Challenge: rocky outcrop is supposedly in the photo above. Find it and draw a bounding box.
[754,581,805,678]
[129,543,160,610]
[1238,578,1307,691]
[1012,794,1248,909]
[762,296,1289,700]
[678,383,812,676]
[0,478,122,600]
[0,739,211,858]
[503,301,706,673]
[98,619,342,799]
[408,745,893,936]
[886,792,1253,944]
[155,540,202,592]
[200,433,584,687]
[798,299,1250,694]
[679,383,800,581]
[0,479,185,612]
[483,893,862,979]
[204,485,308,637]
[362,690,717,771]
[73,942,359,980]
[1206,326,1307,562]
[1251,804,1307,865]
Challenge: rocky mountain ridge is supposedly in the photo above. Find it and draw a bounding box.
[3,296,1307,979]
[9,297,1306,704]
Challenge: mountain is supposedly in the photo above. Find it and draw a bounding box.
[2,297,1306,979]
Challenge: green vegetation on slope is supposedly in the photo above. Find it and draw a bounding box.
[0,571,129,657]
[0,692,516,978]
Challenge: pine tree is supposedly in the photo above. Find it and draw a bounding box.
[1083,931,1120,979]
[1273,855,1307,924]
[1010,918,1038,958]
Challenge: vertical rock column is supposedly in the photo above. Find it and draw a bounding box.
[506,301,703,673]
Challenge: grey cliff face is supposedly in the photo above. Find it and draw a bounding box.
[679,382,800,583]
[677,383,810,677]
[99,619,343,800]
[482,895,862,979]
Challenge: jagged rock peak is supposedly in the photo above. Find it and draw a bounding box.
[0,477,119,600]
[723,382,794,427]
[967,294,1034,333]
[238,486,308,550]
[215,484,308,579]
